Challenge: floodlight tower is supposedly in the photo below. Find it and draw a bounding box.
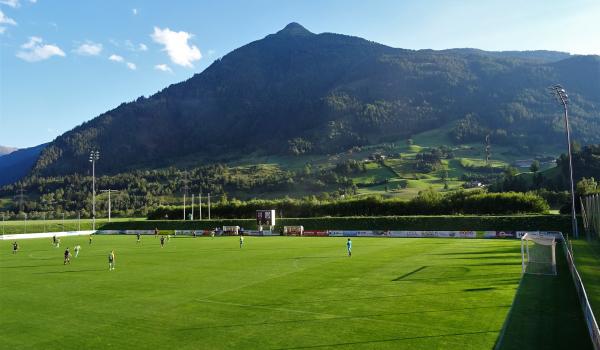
[550,85,579,239]
[89,150,100,231]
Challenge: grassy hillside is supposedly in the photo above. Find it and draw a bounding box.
[0,124,567,216]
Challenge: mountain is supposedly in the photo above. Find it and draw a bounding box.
[0,144,47,186]
[31,22,600,177]
[0,146,18,156]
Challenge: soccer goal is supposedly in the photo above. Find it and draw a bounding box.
[521,233,557,275]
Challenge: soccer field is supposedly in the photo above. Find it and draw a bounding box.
[0,236,591,349]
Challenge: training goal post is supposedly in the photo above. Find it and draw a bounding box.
[521,233,557,276]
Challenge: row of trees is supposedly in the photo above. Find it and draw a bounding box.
[148,189,549,220]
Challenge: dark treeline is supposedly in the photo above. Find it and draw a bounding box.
[0,162,362,218]
[148,190,549,220]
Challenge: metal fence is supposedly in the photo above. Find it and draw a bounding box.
[581,194,600,239]
[563,235,600,350]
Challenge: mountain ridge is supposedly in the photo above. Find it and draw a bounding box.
[25,23,600,179]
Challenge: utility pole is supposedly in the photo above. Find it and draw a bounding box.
[199,192,202,220]
[182,174,190,220]
[89,150,100,231]
[16,186,25,213]
[191,193,194,220]
[485,134,491,166]
[550,85,579,239]
[208,192,211,220]
[100,189,118,222]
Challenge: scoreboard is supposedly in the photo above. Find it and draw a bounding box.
[256,210,276,226]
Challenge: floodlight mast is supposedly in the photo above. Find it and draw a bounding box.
[550,85,579,239]
[89,150,100,231]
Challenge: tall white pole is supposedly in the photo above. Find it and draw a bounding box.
[92,158,96,231]
[552,85,579,239]
[563,105,579,239]
[199,193,202,220]
[78,212,81,231]
[108,190,111,222]
[183,192,186,221]
[191,193,194,220]
[208,193,211,220]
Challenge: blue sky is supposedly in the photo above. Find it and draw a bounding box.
[1,0,599,148]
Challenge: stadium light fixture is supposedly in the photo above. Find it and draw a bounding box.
[89,150,100,231]
[549,84,579,239]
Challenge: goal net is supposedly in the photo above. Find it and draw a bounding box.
[521,233,557,275]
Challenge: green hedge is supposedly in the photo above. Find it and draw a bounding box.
[100,215,574,234]
[2,215,576,235]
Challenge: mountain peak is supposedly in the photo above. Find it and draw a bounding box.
[276,22,313,36]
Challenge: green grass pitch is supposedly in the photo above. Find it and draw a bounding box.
[0,236,592,349]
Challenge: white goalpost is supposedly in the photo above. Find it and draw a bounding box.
[521,233,557,276]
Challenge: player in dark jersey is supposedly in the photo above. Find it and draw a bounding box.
[136,232,141,244]
[64,248,71,265]
[12,241,18,254]
[108,250,115,271]
[160,235,165,248]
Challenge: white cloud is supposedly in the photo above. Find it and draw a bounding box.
[0,0,19,8]
[16,36,65,62]
[0,10,16,26]
[29,0,36,3]
[138,43,148,51]
[74,41,103,56]
[108,54,124,62]
[151,26,201,68]
[132,8,137,15]
[109,54,136,70]
[154,63,172,72]
[0,27,5,34]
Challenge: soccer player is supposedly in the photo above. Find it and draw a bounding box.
[89,234,93,245]
[136,232,141,244]
[160,235,165,248]
[52,235,57,247]
[108,250,115,271]
[56,237,61,248]
[154,228,159,238]
[12,241,18,254]
[239,235,244,248]
[346,238,352,257]
[74,244,81,257]
[64,248,71,265]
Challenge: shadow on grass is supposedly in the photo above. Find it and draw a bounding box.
[496,243,593,350]
[392,266,428,281]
